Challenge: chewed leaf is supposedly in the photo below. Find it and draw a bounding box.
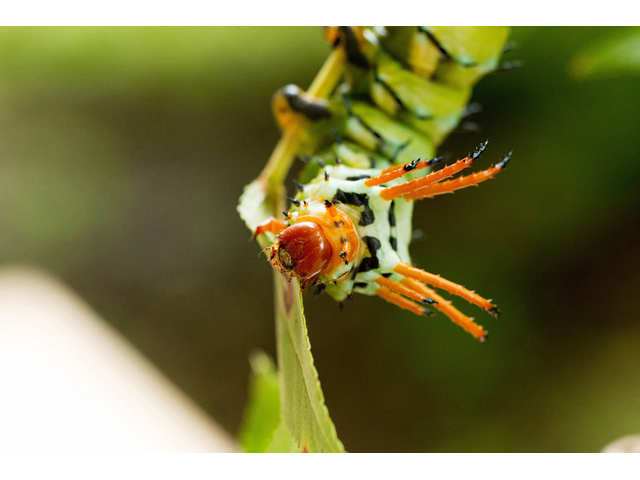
[570,28,640,79]
[238,352,282,453]
[273,271,346,453]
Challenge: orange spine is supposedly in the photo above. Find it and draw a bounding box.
[402,278,486,341]
[380,157,474,200]
[376,286,428,316]
[403,163,504,200]
[365,159,431,187]
[374,276,435,304]
[395,262,496,314]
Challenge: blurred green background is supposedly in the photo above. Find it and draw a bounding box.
[1,26,639,452]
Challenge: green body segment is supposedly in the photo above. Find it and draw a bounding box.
[294,26,509,178]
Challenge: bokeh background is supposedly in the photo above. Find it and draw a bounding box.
[1,26,639,452]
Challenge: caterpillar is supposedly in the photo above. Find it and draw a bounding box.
[251,27,513,341]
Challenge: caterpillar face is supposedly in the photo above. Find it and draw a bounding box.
[272,222,332,282]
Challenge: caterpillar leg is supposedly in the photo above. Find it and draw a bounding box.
[402,278,487,341]
[376,142,487,199]
[402,152,511,201]
[376,285,432,316]
[254,217,287,237]
[374,276,437,305]
[394,262,499,317]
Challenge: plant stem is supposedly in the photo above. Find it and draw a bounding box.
[258,48,345,209]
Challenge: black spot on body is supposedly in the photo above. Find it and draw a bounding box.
[346,175,372,181]
[358,208,375,226]
[362,236,381,254]
[358,236,381,273]
[389,236,397,251]
[353,282,368,288]
[333,189,367,206]
[381,273,392,278]
[388,201,396,227]
[333,189,375,226]
[358,257,379,273]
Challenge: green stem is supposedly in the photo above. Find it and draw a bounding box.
[258,48,345,211]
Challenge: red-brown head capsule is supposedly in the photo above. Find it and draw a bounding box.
[274,221,333,280]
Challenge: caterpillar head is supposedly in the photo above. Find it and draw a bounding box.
[271,221,333,285]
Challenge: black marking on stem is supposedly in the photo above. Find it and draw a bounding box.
[315,157,326,168]
[287,197,301,207]
[324,170,330,181]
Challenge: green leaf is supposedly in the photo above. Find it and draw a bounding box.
[273,271,346,453]
[266,422,303,453]
[570,28,640,79]
[238,352,282,453]
[238,180,345,453]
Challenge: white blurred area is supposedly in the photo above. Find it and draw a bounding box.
[0,267,237,452]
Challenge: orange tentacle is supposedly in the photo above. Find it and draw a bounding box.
[402,278,487,341]
[403,153,511,201]
[380,156,474,200]
[394,262,498,315]
[376,286,429,316]
[254,217,287,237]
[374,276,436,305]
[365,158,431,187]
